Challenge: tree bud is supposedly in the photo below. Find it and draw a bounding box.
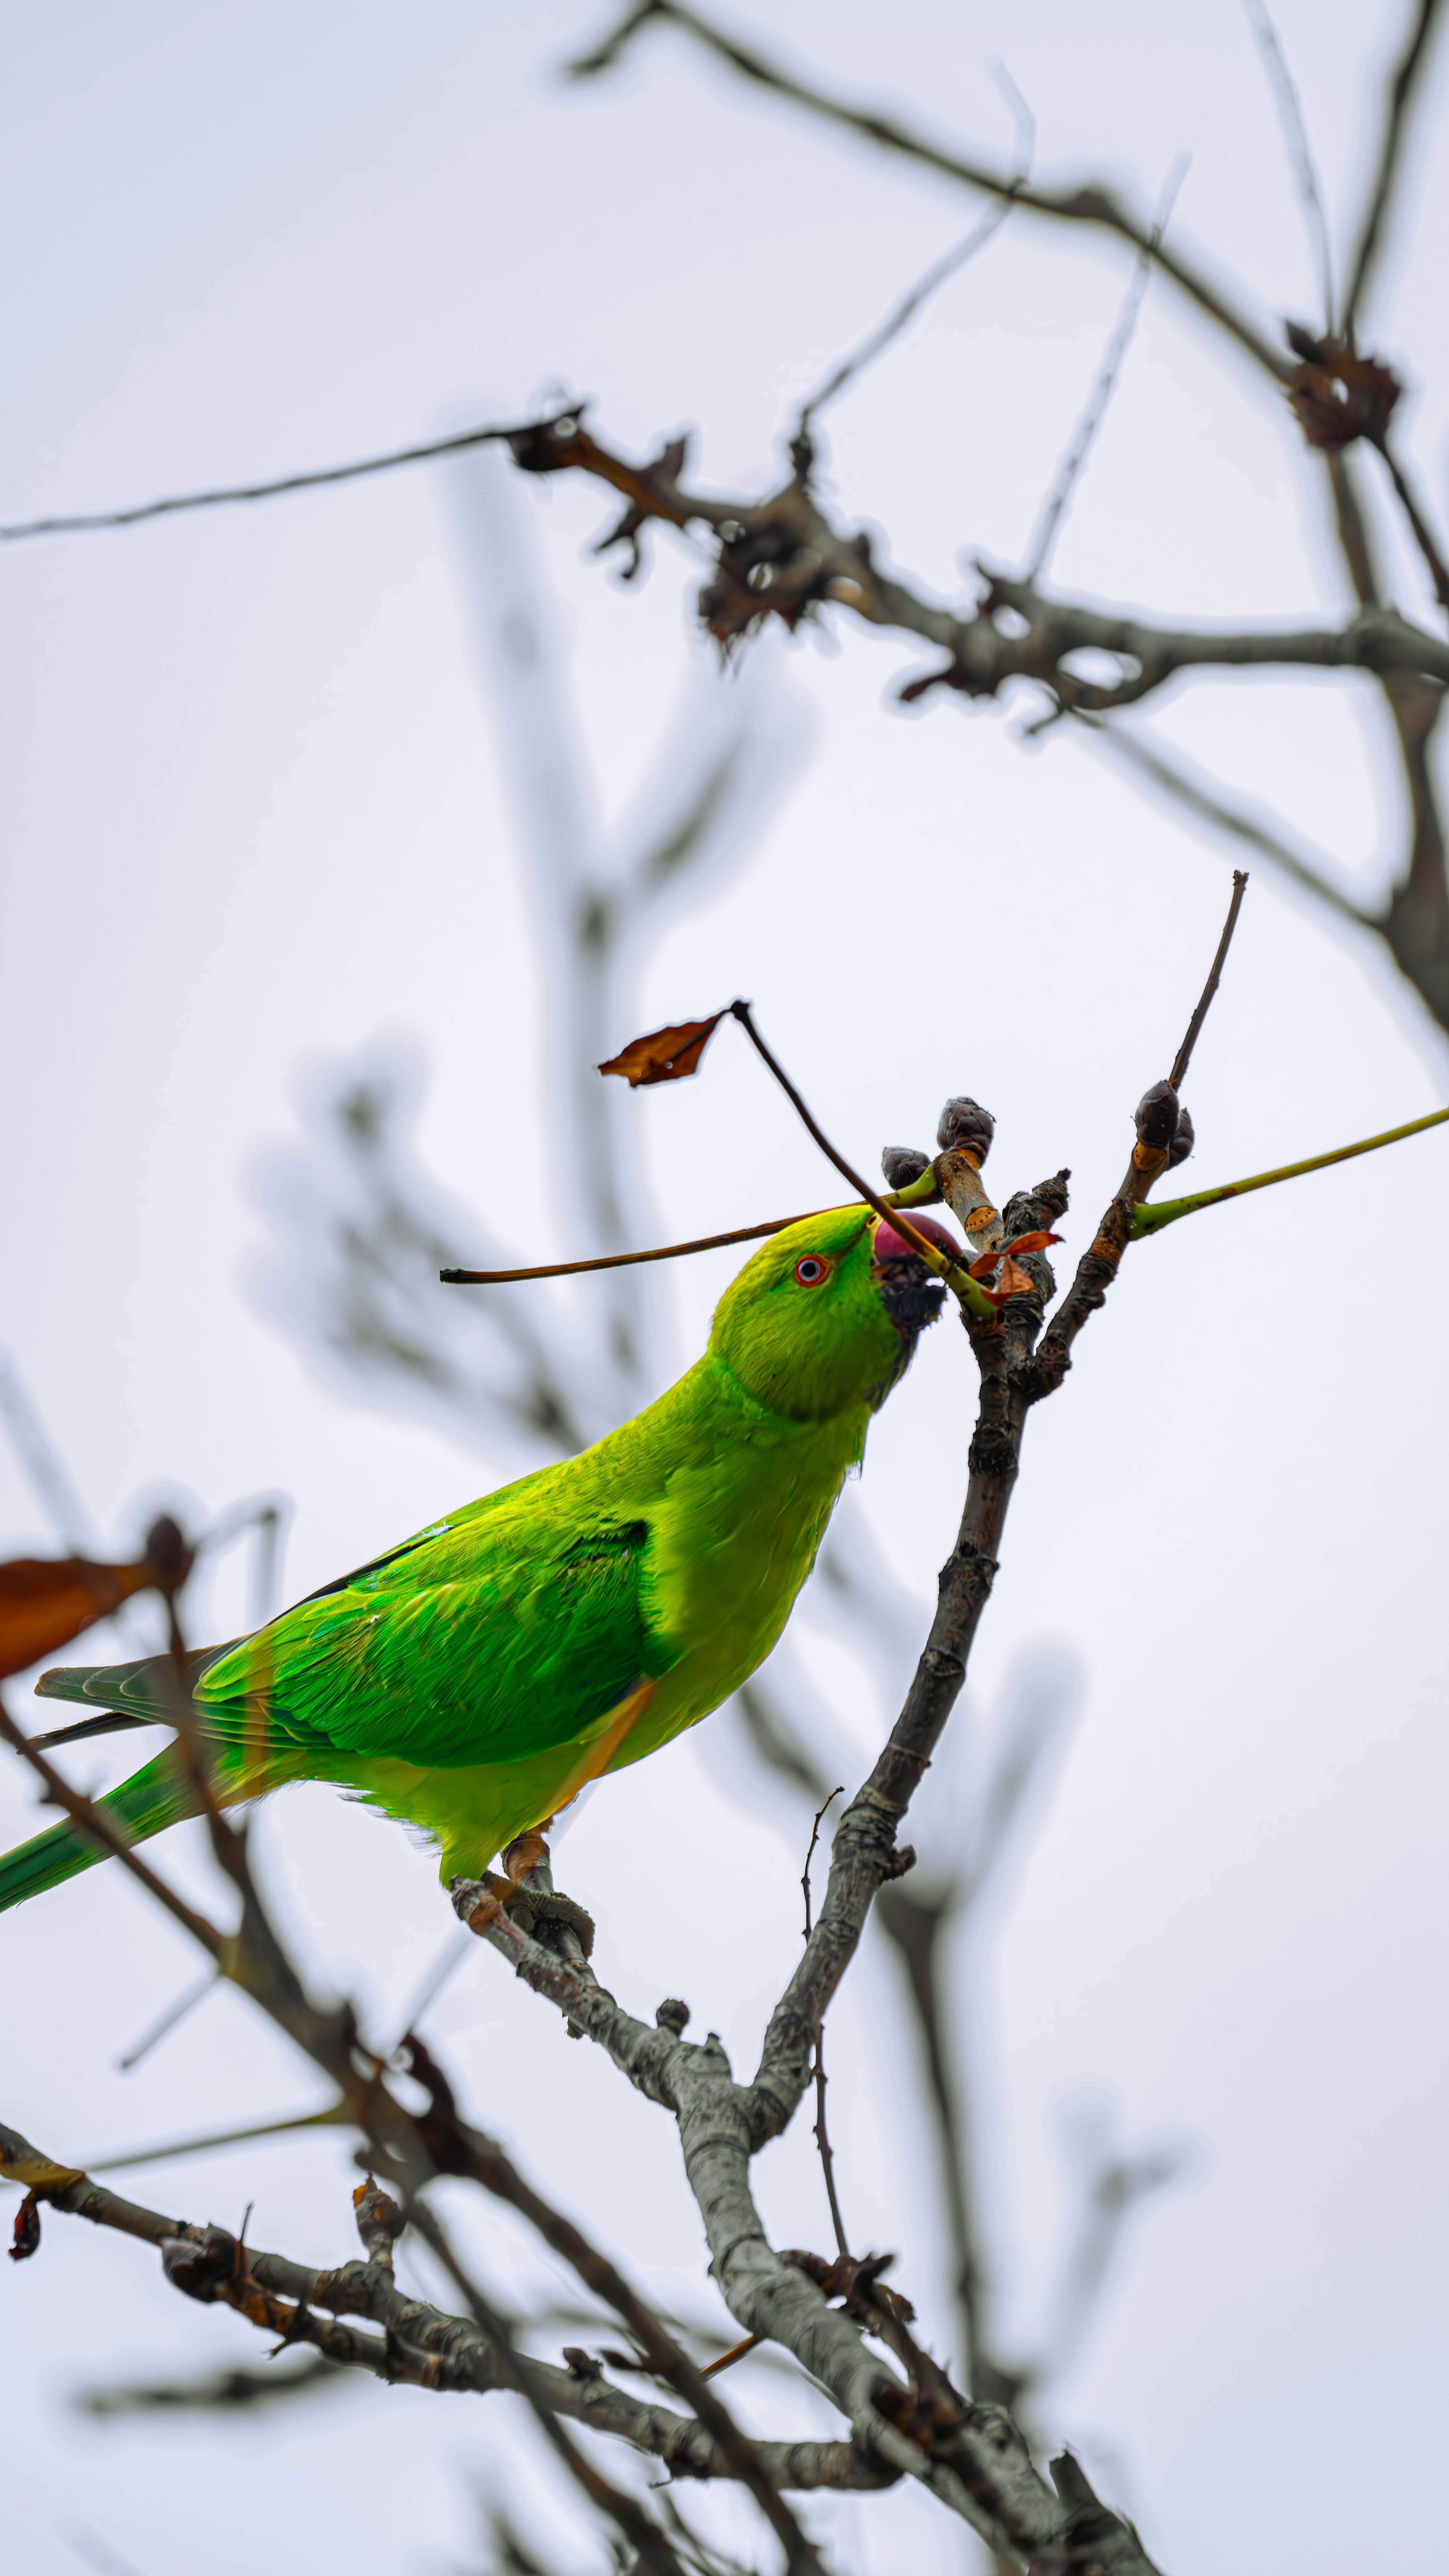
[1134,1081,1180,1151]
[1167,1104,1195,1168]
[936,1097,995,1162]
[160,2227,236,2302]
[881,1146,931,1189]
[655,1998,691,2035]
[142,1513,193,1594]
[353,2177,404,2257]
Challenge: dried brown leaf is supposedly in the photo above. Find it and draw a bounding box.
[0,1555,155,1679]
[598,1012,726,1087]
[973,1252,1044,1307]
[8,2192,42,2262]
[1286,337,1400,450]
[966,1230,1061,1281]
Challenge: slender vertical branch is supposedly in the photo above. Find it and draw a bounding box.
[1341,0,1446,339]
[811,2026,851,2263]
[1325,450,1449,1030]
[1025,156,1190,583]
[1169,870,1249,1087]
[1242,0,1334,330]
[1375,437,1449,614]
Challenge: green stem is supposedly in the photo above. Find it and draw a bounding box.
[84,2102,349,2174]
[1129,1102,1449,1236]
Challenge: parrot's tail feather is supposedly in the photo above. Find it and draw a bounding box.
[0,1748,194,1915]
[30,1710,152,1752]
[35,1642,243,1718]
[0,1741,292,1917]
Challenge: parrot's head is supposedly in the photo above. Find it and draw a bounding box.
[709,1204,955,1423]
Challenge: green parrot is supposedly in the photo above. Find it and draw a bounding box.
[0,1204,952,1920]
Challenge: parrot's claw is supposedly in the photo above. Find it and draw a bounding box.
[500,1882,597,1957]
[448,1851,597,1960]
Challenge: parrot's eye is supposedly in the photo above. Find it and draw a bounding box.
[793,1256,831,1286]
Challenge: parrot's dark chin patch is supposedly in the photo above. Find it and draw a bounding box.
[873,1257,948,1341]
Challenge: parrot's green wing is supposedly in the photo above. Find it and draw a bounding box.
[35,1488,668,1774]
[198,1499,663,1770]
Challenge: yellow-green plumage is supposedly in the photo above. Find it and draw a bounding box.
[1,1207,940,1912]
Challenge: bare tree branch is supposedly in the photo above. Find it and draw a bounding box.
[1025,157,1190,584]
[568,1,1288,381]
[1341,0,1446,339]
[1064,713,1376,931]
[794,64,1033,449]
[1376,437,1449,615]
[493,413,1449,708]
[0,416,552,544]
[0,2124,884,2496]
[1242,0,1335,332]
[0,1353,97,1551]
[1042,2114,1190,2384]
[1323,451,1449,1027]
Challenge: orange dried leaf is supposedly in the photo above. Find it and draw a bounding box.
[598,1012,726,1087]
[974,1253,1043,1307]
[0,1555,154,1680]
[9,2193,42,2262]
[995,1253,1038,1298]
[967,1229,1062,1282]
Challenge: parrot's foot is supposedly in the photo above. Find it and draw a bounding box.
[500,1826,551,1884]
[449,1835,597,1960]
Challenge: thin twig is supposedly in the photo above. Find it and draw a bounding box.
[1341,0,1446,338]
[1374,437,1449,614]
[1064,712,1375,930]
[697,2330,764,2380]
[728,1002,997,1318]
[874,1882,994,2401]
[85,2106,349,2174]
[799,1789,849,2261]
[442,1211,819,1284]
[115,1969,220,2074]
[1130,1098,1449,1235]
[795,64,1033,443]
[1030,889,1251,1402]
[441,1165,942,1288]
[0,1354,96,1549]
[0,415,563,544]
[1242,0,1334,331]
[812,2024,851,2263]
[1169,870,1249,1088]
[802,1788,843,1941]
[1025,154,1190,583]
